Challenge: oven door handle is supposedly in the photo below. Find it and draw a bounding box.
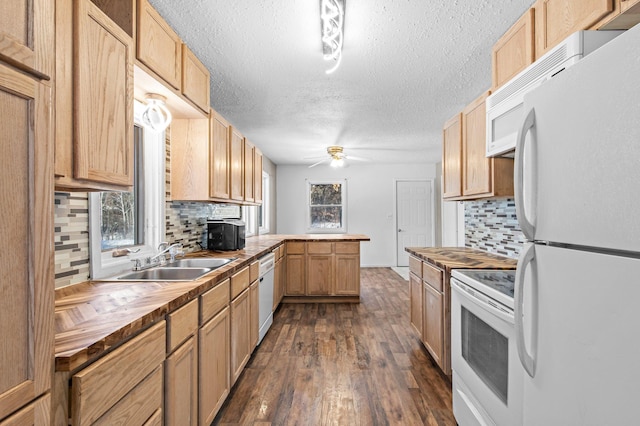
[451,280,514,324]
[515,242,537,378]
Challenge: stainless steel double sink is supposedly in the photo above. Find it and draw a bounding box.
[108,257,235,282]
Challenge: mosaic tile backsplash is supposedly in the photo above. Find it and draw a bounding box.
[464,197,525,258]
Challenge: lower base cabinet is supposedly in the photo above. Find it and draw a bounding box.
[409,272,423,336]
[231,287,251,385]
[423,282,444,367]
[165,335,198,426]
[199,306,230,425]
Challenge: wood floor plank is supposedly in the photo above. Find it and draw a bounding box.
[214,267,455,425]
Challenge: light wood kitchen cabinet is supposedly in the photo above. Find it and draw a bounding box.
[423,282,444,368]
[254,148,264,204]
[335,242,360,296]
[444,91,513,201]
[170,117,210,200]
[230,287,251,385]
[55,0,134,191]
[307,242,334,295]
[0,0,53,80]
[285,242,306,296]
[534,0,615,57]
[165,299,198,425]
[409,272,423,337]
[0,395,50,426]
[210,108,231,200]
[137,0,182,89]
[165,336,198,426]
[244,139,255,203]
[492,8,535,90]
[181,44,210,114]
[71,321,166,425]
[230,127,245,202]
[0,63,53,423]
[199,279,230,425]
[442,113,463,199]
[199,306,230,425]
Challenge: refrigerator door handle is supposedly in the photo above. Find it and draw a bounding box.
[515,107,536,240]
[515,242,537,377]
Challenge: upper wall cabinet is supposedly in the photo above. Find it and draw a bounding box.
[210,110,231,200]
[137,0,182,89]
[492,8,535,90]
[442,92,514,201]
[136,0,210,116]
[534,0,615,57]
[244,140,255,203]
[55,0,135,191]
[597,0,640,28]
[230,128,245,203]
[0,0,54,80]
[254,148,263,205]
[182,44,210,114]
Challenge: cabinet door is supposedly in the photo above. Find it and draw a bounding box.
[285,255,306,296]
[199,307,230,426]
[622,0,640,12]
[75,0,134,186]
[137,0,182,89]
[492,9,535,90]
[182,44,210,114]
[244,140,255,203]
[0,65,52,421]
[307,255,333,295]
[335,255,360,295]
[250,280,259,350]
[0,0,53,79]
[230,127,245,202]
[254,148,263,205]
[535,0,615,56]
[409,272,423,336]
[170,118,210,200]
[423,283,444,368]
[210,109,231,200]
[462,91,492,197]
[230,288,251,384]
[165,336,198,426]
[442,113,462,199]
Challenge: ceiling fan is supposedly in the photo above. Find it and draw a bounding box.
[307,146,369,168]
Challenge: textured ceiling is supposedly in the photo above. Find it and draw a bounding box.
[149,0,535,166]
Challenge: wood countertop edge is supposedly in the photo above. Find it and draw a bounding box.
[405,247,518,273]
[54,234,369,372]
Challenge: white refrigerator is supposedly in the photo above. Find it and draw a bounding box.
[513,24,640,425]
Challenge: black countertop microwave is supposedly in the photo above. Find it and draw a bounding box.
[207,220,245,251]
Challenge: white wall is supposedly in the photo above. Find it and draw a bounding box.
[276,163,436,267]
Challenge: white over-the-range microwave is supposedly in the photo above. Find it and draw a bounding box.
[486,30,624,158]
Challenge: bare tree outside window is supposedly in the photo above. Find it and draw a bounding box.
[99,191,138,250]
[308,181,345,231]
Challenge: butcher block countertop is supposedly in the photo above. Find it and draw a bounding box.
[54,234,369,372]
[405,247,517,273]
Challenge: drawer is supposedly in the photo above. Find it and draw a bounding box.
[200,279,230,324]
[307,242,333,254]
[93,366,163,426]
[231,266,250,299]
[335,242,359,254]
[409,256,422,278]
[167,299,198,353]
[71,321,166,425]
[249,260,260,283]
[286,242,305,255]
[422,262,443,292]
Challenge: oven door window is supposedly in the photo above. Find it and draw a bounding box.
[461,306,509,404]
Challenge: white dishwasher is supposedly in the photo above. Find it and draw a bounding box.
[258,252,275,343]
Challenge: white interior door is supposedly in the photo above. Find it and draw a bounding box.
[396,180,432,266]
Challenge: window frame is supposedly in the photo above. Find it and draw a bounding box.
[88,100,165,279]
[258,171,270,234]
[306,179,347,234]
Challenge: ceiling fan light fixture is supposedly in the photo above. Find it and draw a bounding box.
[320,0,345,74]
[330,157,345,168]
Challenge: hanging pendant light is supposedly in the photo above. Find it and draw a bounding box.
[141,93,172,132]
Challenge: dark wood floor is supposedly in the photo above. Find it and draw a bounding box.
[213,267,456,425]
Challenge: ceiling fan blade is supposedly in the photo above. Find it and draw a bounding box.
[345,155,370,162]
[308,158,329,168]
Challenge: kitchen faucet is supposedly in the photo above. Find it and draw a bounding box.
[131,242,184,271]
